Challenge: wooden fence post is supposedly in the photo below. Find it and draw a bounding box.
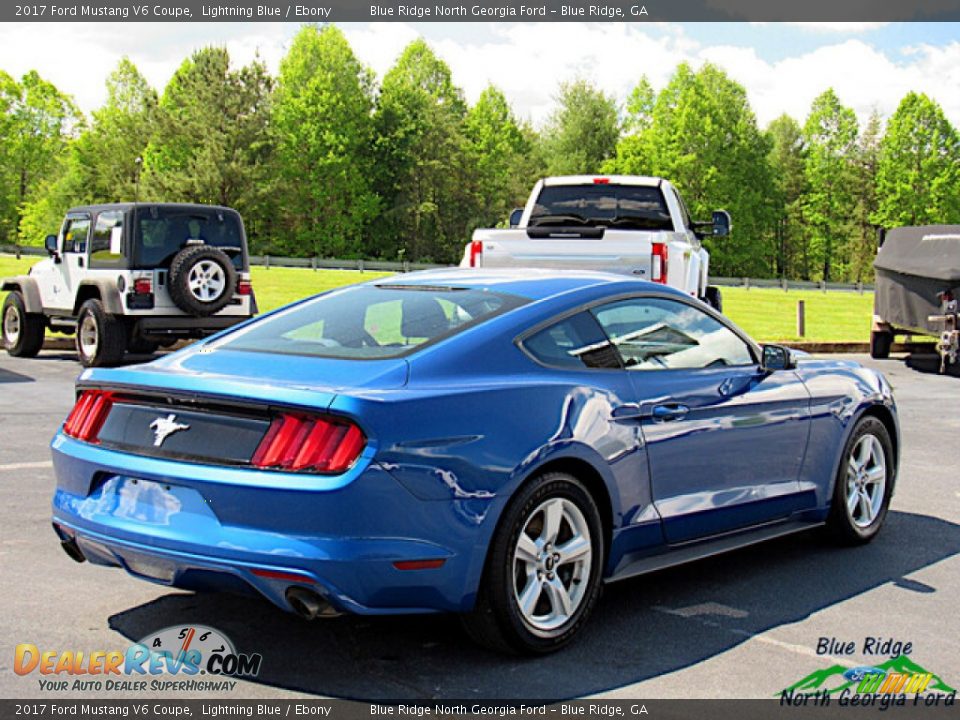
[797,300,806,338]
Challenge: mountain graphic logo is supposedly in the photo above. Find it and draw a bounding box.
[780,655,956,696]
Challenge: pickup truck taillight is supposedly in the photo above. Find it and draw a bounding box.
[251,413,366,474]
[651,242,669,284]
[469,240,483,268]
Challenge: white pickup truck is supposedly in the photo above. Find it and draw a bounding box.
[461,175,729,311]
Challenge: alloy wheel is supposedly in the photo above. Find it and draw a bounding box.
[3,304,20,345]
[79,314,99,358]
[846,433,887,528]
[512,497,592,635]
[187,260,226,302]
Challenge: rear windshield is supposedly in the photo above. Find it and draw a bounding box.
[530,184,673,231]
[134,207,245,269]
[214,285,526,359]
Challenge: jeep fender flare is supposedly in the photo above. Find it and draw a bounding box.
[74,279,124,316]
[1,276,43,313]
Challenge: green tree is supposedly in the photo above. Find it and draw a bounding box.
[873,92,960,228]
[611,63,776,276]
[802,88,858,281]
[766,114,807,278]
[464,85,535,228]
[272,25,378,258]
[18,60,156,243]
[850,110,882,282]
[541,79,619,175]
[0,70,81,245]
[373,39,477,262]
[142,47,274,248]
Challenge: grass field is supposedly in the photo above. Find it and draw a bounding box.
[1,253,873,343]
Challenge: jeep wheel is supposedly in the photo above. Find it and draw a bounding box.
[76,299,126,367]
[168,245,236,317]
[3,291,45,358]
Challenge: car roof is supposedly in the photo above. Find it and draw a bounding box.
[375,268,682,301]
[65,202,239,215]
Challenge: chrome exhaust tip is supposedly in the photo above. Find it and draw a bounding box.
[285,586,341,620]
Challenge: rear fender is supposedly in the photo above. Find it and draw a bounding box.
[74,280,123,315]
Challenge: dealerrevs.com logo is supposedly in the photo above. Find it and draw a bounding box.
[14,625,262,693]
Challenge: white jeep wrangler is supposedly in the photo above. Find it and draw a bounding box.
[2,202,256,367]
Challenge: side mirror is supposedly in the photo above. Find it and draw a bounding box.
[762,344,796,372]
[877,227,887,248]
[508,208,523,228]
[44,235,59,257]
[711,210,732,237]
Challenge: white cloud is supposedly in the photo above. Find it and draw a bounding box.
[0,21,958,133]
[750,22,890,34]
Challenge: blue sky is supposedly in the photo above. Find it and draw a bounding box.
[1,21,958,127]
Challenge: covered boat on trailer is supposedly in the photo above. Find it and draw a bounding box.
[872,225,960,369]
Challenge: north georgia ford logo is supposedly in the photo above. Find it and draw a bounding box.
[14,625,263,692]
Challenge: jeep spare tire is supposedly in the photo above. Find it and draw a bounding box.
[168,245,237,316]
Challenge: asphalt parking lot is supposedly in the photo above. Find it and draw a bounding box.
[1,349,958,700]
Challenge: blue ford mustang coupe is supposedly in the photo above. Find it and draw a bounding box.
[50,269,899,653]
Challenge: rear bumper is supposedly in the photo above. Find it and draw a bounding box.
[50,434,489,615]
[134,315,251,339]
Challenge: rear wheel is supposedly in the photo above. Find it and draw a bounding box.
[826,416,894,545]
[870,329,893,359]
[2,291,45,358]
[76,299,126,367]
[461,472,604,654]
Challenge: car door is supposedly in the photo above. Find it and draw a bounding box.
[590,295,813,544]
[41,214,91,312]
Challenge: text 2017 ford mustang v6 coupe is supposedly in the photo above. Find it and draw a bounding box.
[50,269,899,653]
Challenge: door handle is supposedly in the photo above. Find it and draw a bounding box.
[651,404,689,422]
[611,403,643,421]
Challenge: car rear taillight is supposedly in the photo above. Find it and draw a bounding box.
[133,278,152,294]
[651,242,669,284]
[593,177,610,184]
[237,279,253,296]
[251,413,366,474]
[469,240,483,268]
[62,390,114,443]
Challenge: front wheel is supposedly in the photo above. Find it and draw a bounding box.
[2,291,45,358]
[76,299,126,367]
[461,472,604,654]
[826,416,894,545]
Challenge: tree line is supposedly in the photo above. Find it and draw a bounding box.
[1,25,958,281]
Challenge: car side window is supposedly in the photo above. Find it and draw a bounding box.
[592,297,755,370]
[61,218,91,254]
[523,312,622,370]
[90,211,124,266]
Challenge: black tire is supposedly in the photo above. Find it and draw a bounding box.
[826,416,894,545]
[126,327,159,355]
[168,245,237,317]
[704,286,723,313]
[461,472,605,654]
[75,299,126,368]
[870,329,893,359]
[2,291,45,358]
